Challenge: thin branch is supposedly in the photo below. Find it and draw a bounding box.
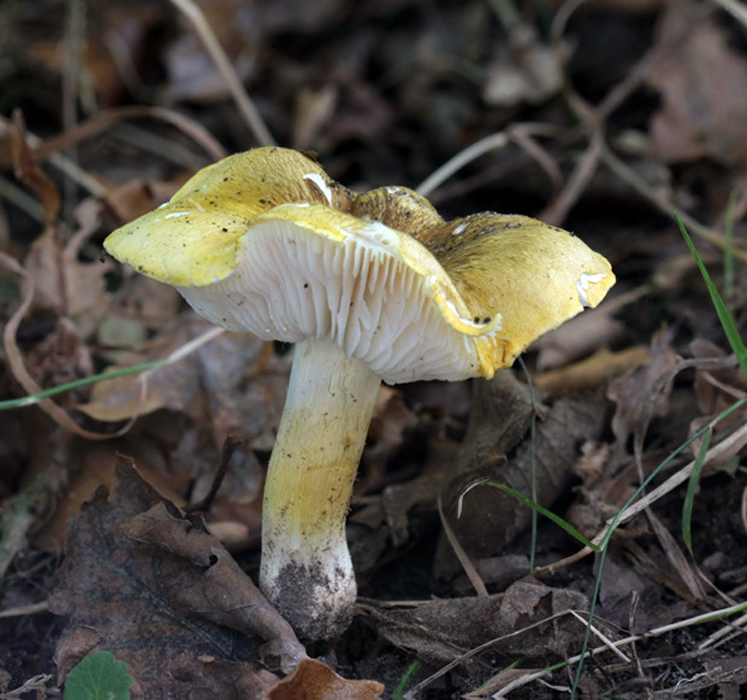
[185,434,244,513]
[416,124,557,198]
[167,0,275,147]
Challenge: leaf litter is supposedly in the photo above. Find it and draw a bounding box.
[3,0,747,697]
[49,459,301,694]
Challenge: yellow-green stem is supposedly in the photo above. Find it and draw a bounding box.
[259,339,380,639]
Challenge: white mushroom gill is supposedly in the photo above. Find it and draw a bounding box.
[176,215,486,383]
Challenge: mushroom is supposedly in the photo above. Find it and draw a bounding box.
[104,146,615,640]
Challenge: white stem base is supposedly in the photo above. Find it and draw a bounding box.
[259,340,380,639]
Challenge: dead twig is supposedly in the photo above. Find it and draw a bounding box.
[493,598,747,696]
[0,106,228,174]
[185,434,244,513]
[0,601,50,619]
[437,497,489,598]
[538,93,603,225]
[166,0,275,147]
[415,123,557,199]
[712,0,747,28]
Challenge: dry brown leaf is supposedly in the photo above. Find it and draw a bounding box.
[104,178,181,225]
[32,436,191,552]
[690,338,747,415]
[75,330,276,449]
[73,337,203,423]
[7,110,60,227]
[48,460,303,694]
[534,303,626,371]
[121,501,306,674]
[533,345,651,396]
[647,6,747,165]
[26,199,109,323]
[607,326,679,462]
[367,579,588,667]
[7,111,108,320]
[483,26,565,107]
[434,372,609,580]
[266,658,384,700]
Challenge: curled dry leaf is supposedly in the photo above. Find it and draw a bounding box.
[33,440,186,552]
[366,579,588,668]
[121,501,307,674]
[104,178,182,224]
[24,198,109,320]
[266,658,384,700]
[533,306,625,371]
[75,329,276,450]
[607,326,679,462]
[533,345,651,397]
[7,110,60,226]
[647,6,747,165]
[48,460,304,696]
[434,371,609,580]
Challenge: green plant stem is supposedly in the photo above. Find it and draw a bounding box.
[0,360,165,410]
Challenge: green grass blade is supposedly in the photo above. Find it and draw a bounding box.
[480,480,601,552]
[676,213,747,378]
[393,660,421,700]
[0,360,166,411]
[682,428,711,554]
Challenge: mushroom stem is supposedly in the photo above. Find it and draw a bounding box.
[259,339,381,639]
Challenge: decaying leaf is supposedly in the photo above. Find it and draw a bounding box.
[121,501,306,674]
[533,345,651,397]
[366,578,588,668]
[76,329,281,449]
[24,200,110,321]
[434,371,609,580]
[607,327,679,463]
[647,6,747,165]
[266,658,384,700]
[48,460,305,695]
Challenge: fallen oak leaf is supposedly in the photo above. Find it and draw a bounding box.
[533,345,651,397]
[434,371,609,580]
[265,658,384,700]
[647,6,747,166]
[49,460,300,696]
[363,579,588,668]
[121,501,307,674]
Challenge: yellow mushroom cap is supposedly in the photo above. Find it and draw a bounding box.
[102,147,348,287]
[105,147,615,383]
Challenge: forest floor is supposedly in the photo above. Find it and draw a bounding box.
[3,0,747,697]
